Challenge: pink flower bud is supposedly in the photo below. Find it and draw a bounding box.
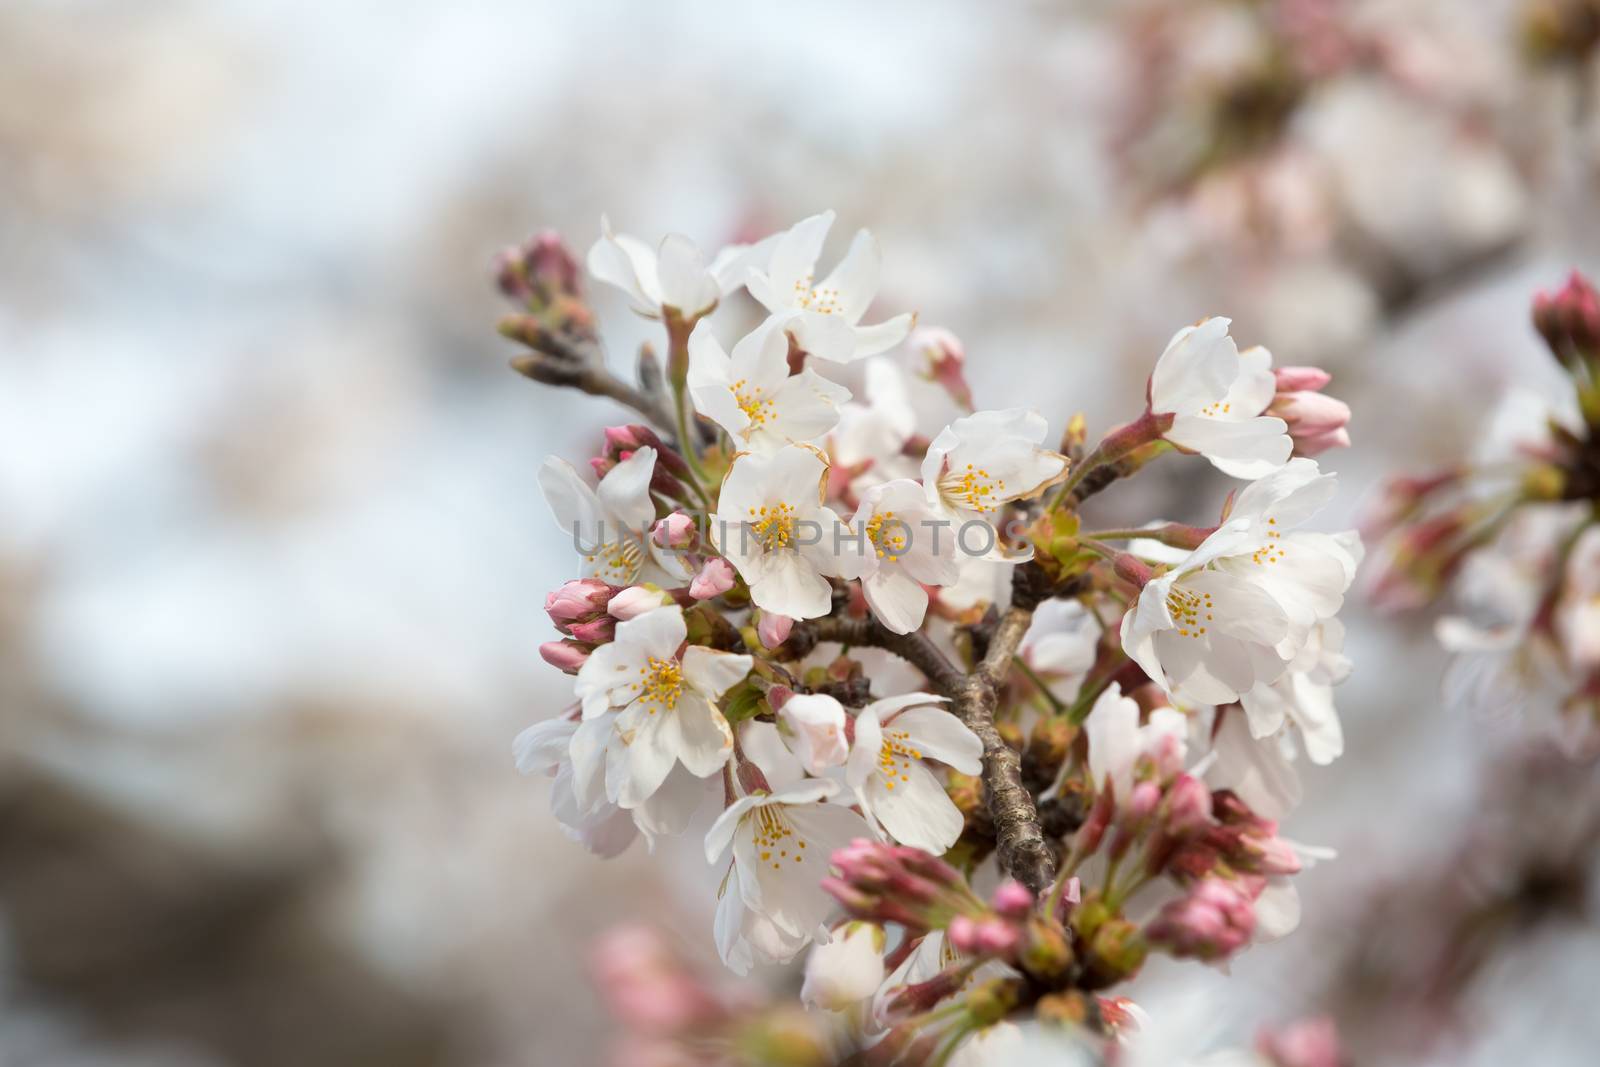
[652,512,699,551]
[974,918,1021,956]
[1291,426,1351,457]
[540,639,590,674]
[591,924,723,1034]
[1271,391,1352,438]
[1162,774,1213,839]
[946,915,981,955]
[604,425,690,478]
[1126,780,1162,822]
[608,585,666,621]
[567,617,617,643]
[1256,1016,1343,1067]
[1271,366,1332,392]
[1533,269,1600,360]
[990,880,1034,920]
[758,612,794,649]
[912,327,974,411]
[496,231,582,305]
[689,558,737,600]
[1145,877,1256,961]
[825,840,982,930]
[546,577,614,628]
[1269,372,1352,458]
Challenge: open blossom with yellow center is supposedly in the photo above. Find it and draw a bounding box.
[635,656,683,713]
[1148,317,1292,480]
[713,445,851,620]
[939,463,1008,514]
[921,408,1069,526]
[706,777,870,964]
[540,446,684,585]
[865,509,908,561]
[576,605,753,809]
[744,210,914,364]
[1166,586,1215,639]
[838,478,962,635]
[748,502,797,549]
[732,378,775,427]
[688,319,850,452]
[846,693,983,854]
[586,214,779,319]
[1123,459,1361,707]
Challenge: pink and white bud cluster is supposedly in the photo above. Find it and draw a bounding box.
[495,230,583,307]
[1144,876,1257,961]
[1533,269,1600,363]
[1168,789,1302,882]
[539,578,676,673]
[593,425,690,499]
[1268,366,1351,458]
[822,839,986,933]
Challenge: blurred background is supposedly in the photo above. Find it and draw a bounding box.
[3,0,1600,1063]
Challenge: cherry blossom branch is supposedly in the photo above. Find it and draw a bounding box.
[508,343,677,431]
[962,600,1058,894]
[804,573,1064,894]
[800,614,967,693]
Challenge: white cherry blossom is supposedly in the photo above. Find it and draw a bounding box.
[539,446,677,585]
[1121,459,1359,706]
[745,210,915,363]
[1082,684,1188,800]
[1238,618,1351,765]
[1149,317,1291,479]
[712,444,852,619]
[586,215,776,319]
[513,715,637,858]
[777,692,851,774]
[705,777,870,956]
[838,477,962,634]
[921,408,1069,524]
[801,922,885,1011]
[687,319,850,451]
[575,605,751,808]
[846,693,983,853]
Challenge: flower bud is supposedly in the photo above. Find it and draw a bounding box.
[495,231,582,307]
[567,616,617,644]
[1268,366,1351,458]
[1161,774,1214,839]
[990,880,1035,920]
[1533,269,1600,362]
[686,558,735,600]
[590,924,723,1034]
[1018,916,1074,981]
[1145,877,1256,961]
[540,639,590,674]
[778,693,849,774]
[912,327,974,411]
[800,922,884,1011]
[1256,1016,1343,1067]
[605,425,692,479]
[1082,917,1147,989]
[758,612,794,650]
[609,585,668,621]
[546,578,615,629]
[824,839,984,930]
[652,512,699,551]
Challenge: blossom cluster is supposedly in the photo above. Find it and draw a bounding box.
[1368,270,1600,757]
[503,211,1359,1062]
